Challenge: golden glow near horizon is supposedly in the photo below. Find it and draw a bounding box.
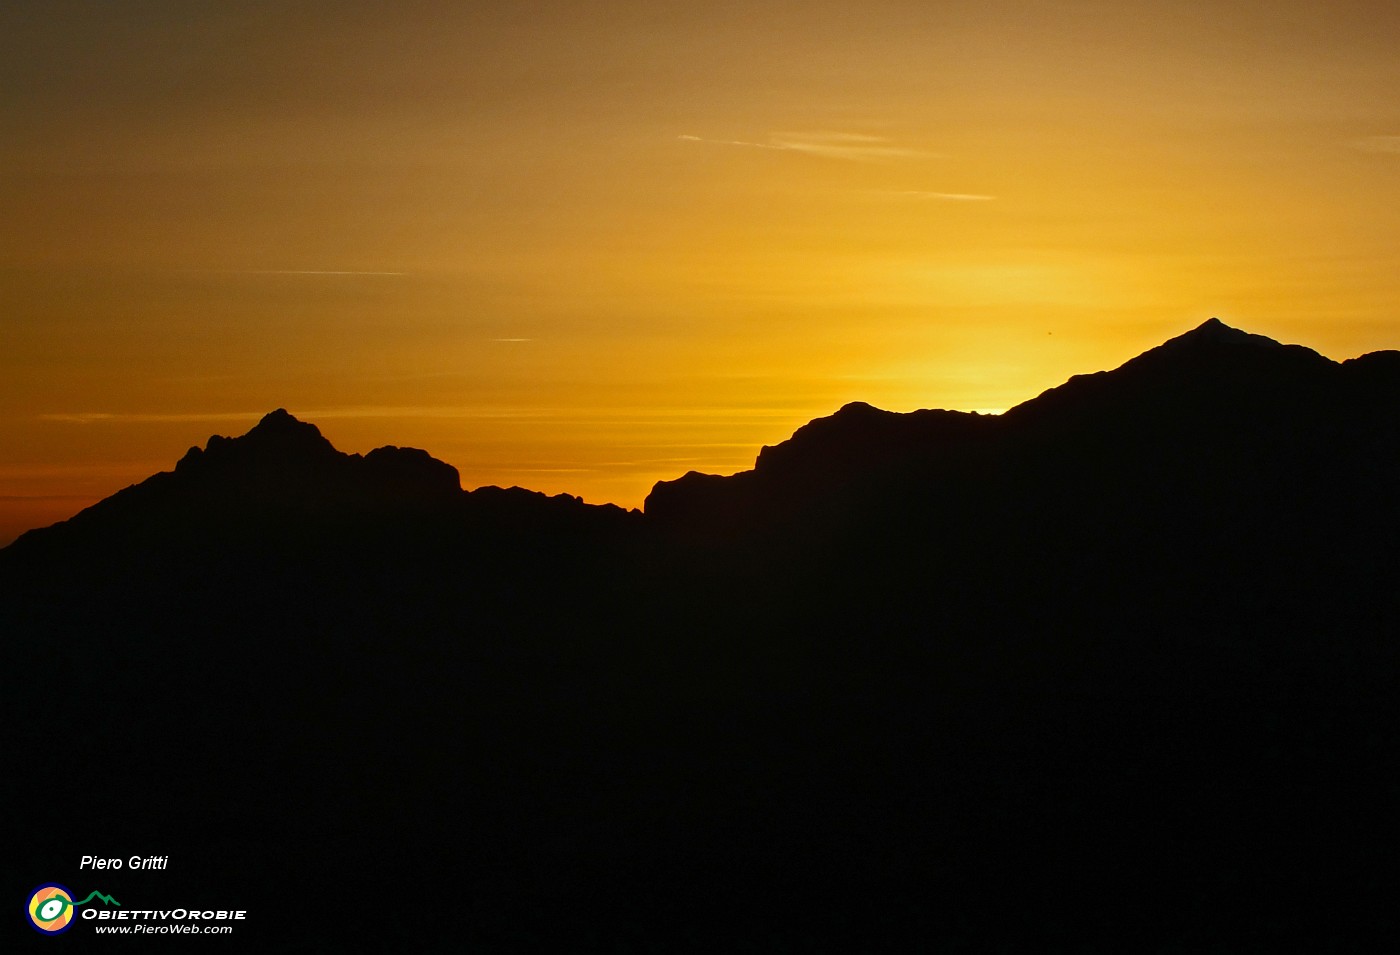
[3,0,1400,542]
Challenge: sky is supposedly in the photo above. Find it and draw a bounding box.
[3,0,1399,543]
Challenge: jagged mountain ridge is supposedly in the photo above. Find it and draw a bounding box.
[8,407,633,556]
[7,317,1395,556]
[644,317,1400,534]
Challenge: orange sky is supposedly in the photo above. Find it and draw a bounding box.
[3,0,1399,544]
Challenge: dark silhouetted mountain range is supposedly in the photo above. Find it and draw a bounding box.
[5,319,1398,952]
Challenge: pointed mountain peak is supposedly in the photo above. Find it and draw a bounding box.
[257,407,298,425]
[1128,317,1332,372]
[248,407,321,437]
[175,409,338,472]
[239,408,334,450]
[1004,317,1335,422]
[1167,317,1283,349]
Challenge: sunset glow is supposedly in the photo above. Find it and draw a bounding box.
[4,0,1399,543]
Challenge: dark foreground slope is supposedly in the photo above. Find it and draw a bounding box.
[4,320,1398,952]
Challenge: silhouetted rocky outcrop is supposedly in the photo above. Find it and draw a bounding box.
[647,319,1395,539]
[7,408,634,570]
[5,320,1398,953]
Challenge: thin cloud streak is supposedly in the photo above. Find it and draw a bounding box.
[241,270,408,276]
[770,132,934,161]
[680,131,934,162]
[40,407,806,426]
[678,133,783,151]
[39,412,261,425]
[892,190,995,201]
[176,269,409,276]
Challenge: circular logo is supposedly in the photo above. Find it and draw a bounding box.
[27,885,76,935]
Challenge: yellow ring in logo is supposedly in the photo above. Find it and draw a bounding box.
[28,885,75,934]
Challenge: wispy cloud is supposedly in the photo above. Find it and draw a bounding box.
[678,133,782,151]
[180,269,408,276]
[245,270,407,276]
[513,467,596,474]
[770,132,934,161]
[39,406,804,426]
[39,409,551,425]
[39,412,262,425]
[680,131,934,162]
[888,190,995,202]
[1351,136,1400,153]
